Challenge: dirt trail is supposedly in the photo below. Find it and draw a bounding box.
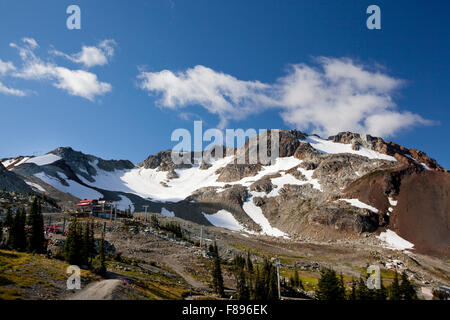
[161,254,208,290]
[67,279,126,300]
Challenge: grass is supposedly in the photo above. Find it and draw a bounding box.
[106,259,190,300]
[0,249,99,300]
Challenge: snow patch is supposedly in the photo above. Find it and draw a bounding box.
[267,173,309,197]
[340,198,379,213]
[25,154,61,166]
[388,197,398,206]
[297,167,322,191]
[203,210,246,232]
[25,181,46,192]
[421,163,431,171]
[117,195,134,212]
[377,230,414,251]
[34,172,103,199]
[160,207,175,217]
[305,136,397,161]
[243,193,289,238]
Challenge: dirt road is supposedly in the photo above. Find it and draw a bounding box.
[67,279,129,300]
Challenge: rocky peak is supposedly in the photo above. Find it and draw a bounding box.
[328,132,447,172]
[50,147,134,173]
[137,150,194,171]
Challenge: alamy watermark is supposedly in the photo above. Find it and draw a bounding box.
[366,265,381,289]
[366,5,381,30]
[66,265,81,290]
[66,5,81,30]
[170,121,280,166]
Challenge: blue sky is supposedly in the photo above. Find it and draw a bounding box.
[0,0,449,168]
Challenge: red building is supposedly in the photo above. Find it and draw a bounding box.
[77,199,115,218]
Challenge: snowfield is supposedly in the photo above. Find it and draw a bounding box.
[243,193,289,238]
[340,198,379,213]
[202,210,247,232]
[305,136,397,161]
[377,230,414,251]
[34,171,103,200]
[78,156,311,202]
[25,154,62,166]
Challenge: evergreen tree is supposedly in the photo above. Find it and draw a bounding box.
[253,267,265,300]
[81,222,90,266]
[5,208,13,229]
[211,242,225,297]
[389,271,402,300]
[11,208,27,251]
[236,268,249,300]
[339,273,346,298]
[294,268,300,288]
[0,220,3,245]
[98,231,107,275]
[316,268,345,300]
[356,277,369,300]
[246,251,253,274]
[64,219,83,265]
[374,279,388,300]
[88,220,95,263]
[267,265,278,300]
[400,271,417,300]
[349,278,357,300]
[27,197,45,253]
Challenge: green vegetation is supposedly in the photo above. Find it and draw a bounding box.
[3,197,45,253]
[210,242,225,297]
[0,249,98,300]
[315,268,416,300]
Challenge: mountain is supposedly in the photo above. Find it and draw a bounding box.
[0,161,34,194]
[1,130,448,257]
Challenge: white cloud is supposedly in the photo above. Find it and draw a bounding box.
[51,39,116,68]
[0,59,16,75]
[7,38,112,101]
[0,81,26,96]
[138,65,273,128]
[22,37,39,49]
[138,58,432,137]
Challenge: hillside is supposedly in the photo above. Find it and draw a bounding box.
[1,129,449,258]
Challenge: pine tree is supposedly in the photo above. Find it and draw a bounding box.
[253,267,265,300]
[294,268,300,288]
[5,208,13,229]
[236,268,249,300]
[267,265,278,300]
[64,219,83,265]
[375,279,388,300]
[316,268,345,300]
[339,273,346,299]
[211,242,225,297]
[356,277,368,300]
[246,251,253,274]
[81,222,90,266]
[27,197,45,253]
[400,271,417,300]
[0,220,3,245]
[349,278,357,300]
[389,271,402,300]
[98,231,106,275]
[12,208,27,251]
[88,220,95,263]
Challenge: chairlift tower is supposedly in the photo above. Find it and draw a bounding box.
[143,205,149,221]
